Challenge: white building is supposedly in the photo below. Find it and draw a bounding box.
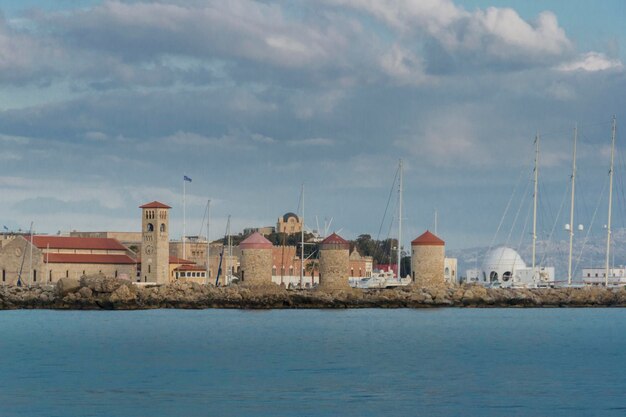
[582,267,626,286]
[466,246,555,288]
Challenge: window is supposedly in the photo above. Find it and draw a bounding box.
[160,223,166,233]
[489,271,498,282]
[66,270,69,277]
[148,265,151,274]
[115,270,118,278]
[502,271,512,282]
[49,270,52,282]
[147,223,154,232]
[2,269,5,282]
[33,270,37,282]
[445,267,450,276]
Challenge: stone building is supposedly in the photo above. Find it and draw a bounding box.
[349,249,373,278]
[411,230,445,287]
[0,235,136,286]
[139,201,171,284]
[318,233,351,291]
[239,232,274,287]
[276,212,302,234]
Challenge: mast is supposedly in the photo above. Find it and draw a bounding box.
[605,116,616,286]
[183,176,187,259]
[28,222,34,287]
[206,199,211,285]
[227,215,232,284]
[434,209,438,235]
[397,159,403,280]
[532,134,539,275]
[568,124,577,285]
[300,184,304,287]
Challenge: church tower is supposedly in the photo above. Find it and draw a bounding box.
[140,201,171,284]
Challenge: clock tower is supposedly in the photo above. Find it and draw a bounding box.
[140,201,171,284]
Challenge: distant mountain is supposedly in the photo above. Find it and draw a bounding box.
[447,228,626,283]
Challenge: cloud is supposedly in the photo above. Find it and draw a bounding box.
[327,0,574,73]
[287,137,335,147]
[557,52,623,72]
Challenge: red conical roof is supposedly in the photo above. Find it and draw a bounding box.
[240,232,273,249]
[411,230,444,246]
[320,233,350,249]
[140,201,171,209]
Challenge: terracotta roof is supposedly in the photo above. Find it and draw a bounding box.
[240,232,273,249]
[174,264,207,271]
[320,233,350,249]
[321,233,348,245]
[26,235,128,251]
[44,253,136,264]
[411,230,445,246]
[139,201,171,209]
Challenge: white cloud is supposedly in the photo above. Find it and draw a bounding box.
[557,52,623,72]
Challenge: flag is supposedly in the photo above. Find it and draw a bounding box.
[2,225,7,231]
[184,175,192,183]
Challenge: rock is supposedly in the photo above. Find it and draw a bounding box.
[109,285,136,303]
[80,274,124,293]
[56,277,81,296]
[78,287,93,299]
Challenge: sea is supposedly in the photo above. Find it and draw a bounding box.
[1,308,625,417]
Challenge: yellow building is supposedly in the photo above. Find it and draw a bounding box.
[276,212,302,234]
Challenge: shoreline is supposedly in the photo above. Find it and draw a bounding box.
[2,275,626,310]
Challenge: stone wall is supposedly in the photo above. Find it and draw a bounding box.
[412,245,445,288]
[240,248,274,287]
[319,248,350,290]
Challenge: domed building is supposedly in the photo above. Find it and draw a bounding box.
[482,247,526,284]
[276,212,302,235]
[466,246,554,288]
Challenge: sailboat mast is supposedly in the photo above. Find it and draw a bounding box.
[226,215,231,285]
[300,184,304,287]
[532,134,539,274]
[568,124,577,285]
[605,116,616,286]
[397,159,403,280]
[206,199,211,285]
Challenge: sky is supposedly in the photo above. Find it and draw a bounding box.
[0,0,625,251]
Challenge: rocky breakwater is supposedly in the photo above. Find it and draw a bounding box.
[2,274,626,310]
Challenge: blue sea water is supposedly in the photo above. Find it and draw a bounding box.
[1,309,626,417]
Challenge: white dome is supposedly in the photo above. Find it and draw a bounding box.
[482,247,526,283]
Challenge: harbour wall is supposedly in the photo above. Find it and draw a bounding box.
[2,275,626,310]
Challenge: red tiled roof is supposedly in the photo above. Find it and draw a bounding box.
[411,230,445,246]
[320,233,350,249]
[26,235,128,251]
[321,233,348,245]
[139,201,171,209]
[44,253,136,264]
[173,264,206,271]
[240,232,273,249]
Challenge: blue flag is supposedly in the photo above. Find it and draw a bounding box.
[2,225,8,231]
[184,175,192,183]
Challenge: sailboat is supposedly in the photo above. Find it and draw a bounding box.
[353,159,411,289]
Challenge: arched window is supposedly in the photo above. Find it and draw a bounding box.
[160,223,166,233]
[445,267,450,275]
[502,271,512,282]
[147,223,154,232]
[489,271,498,282]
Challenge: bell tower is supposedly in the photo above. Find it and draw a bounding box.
[140,201,171,284]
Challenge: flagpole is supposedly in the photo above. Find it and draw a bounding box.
[206,199,211,286]
[183,175,186,259]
